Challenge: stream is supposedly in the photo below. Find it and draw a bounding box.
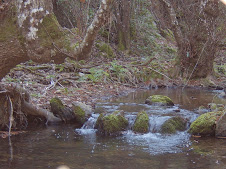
[0,88,226,169]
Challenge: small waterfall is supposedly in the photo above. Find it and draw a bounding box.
[75,114,99,135]
[149,116,171,133]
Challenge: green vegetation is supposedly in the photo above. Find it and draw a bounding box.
[161,117,187,134]
[133,111,149,133]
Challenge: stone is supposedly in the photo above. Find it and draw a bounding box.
[94,111,128,136]
[160,116,187,134]
[145,95,174,106]
[216,112,226,137]
[72,101,92,116]
[188,111,224,136]
[133,111,149,133]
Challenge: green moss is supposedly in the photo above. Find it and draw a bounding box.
[188,111,224,136]
[145,95,174,106]
[94,113,104,129]
[161,116,187,134]
[96,42,114,58]
[50,97,64,110]
[133,111,149,133]
[94,112,128,135]
[37,14,70,50]
[72,105,86,125]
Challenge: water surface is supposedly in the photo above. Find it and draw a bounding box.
[0,88,226,169]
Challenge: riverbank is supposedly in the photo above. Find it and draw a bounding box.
[0,55,225,132]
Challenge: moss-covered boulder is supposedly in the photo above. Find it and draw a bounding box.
[145,95,174,106]
[50,97,74,122]
[72,105,86,125]
[189,111,224,136]
[133,111,149,133]
[160,116,187,134]
[94,111,128,136]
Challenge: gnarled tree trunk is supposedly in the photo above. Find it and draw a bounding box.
[0,0,114,129]
[152,0,225,79]
[0,0,114,80]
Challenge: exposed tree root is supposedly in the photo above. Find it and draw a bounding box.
[0,84,61,131]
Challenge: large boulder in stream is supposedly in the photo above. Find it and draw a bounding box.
[160,116,187,134]
[94,111,128,136]
[145,95,174,106]
[133,111,149,133]
[189,111,224,136]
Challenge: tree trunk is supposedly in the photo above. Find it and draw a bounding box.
[0,0,114,81]
[115,0,131,51]
[154,0,225,79]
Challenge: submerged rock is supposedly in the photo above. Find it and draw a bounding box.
[145,95,174,106]
[160,116,187,134]
[133,111,149,133]
[94,111,128,136]
[189,111,224,136]
[216,111,226,137]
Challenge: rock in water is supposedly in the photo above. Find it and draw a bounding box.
[160,116,187,134]
[145,95,174,106]
[189,111,224,136]
[94,111,128,136]
[133,111,149,133]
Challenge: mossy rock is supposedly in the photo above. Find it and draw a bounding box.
[50,97,65,116]
[160,116,187,134]
[50,97,74,122]
[133,111,149,133]
[72,105,86,125]
[94,112,128,136]
[145,95,174,106]
[188,111,224,136]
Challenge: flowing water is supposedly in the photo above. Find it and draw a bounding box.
[0,88,226,169]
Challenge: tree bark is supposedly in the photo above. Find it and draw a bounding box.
[115,0,131,50]
[0,0,114,80]
[154,0,225,79]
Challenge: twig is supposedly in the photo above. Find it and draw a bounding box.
[7,95,13,137]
